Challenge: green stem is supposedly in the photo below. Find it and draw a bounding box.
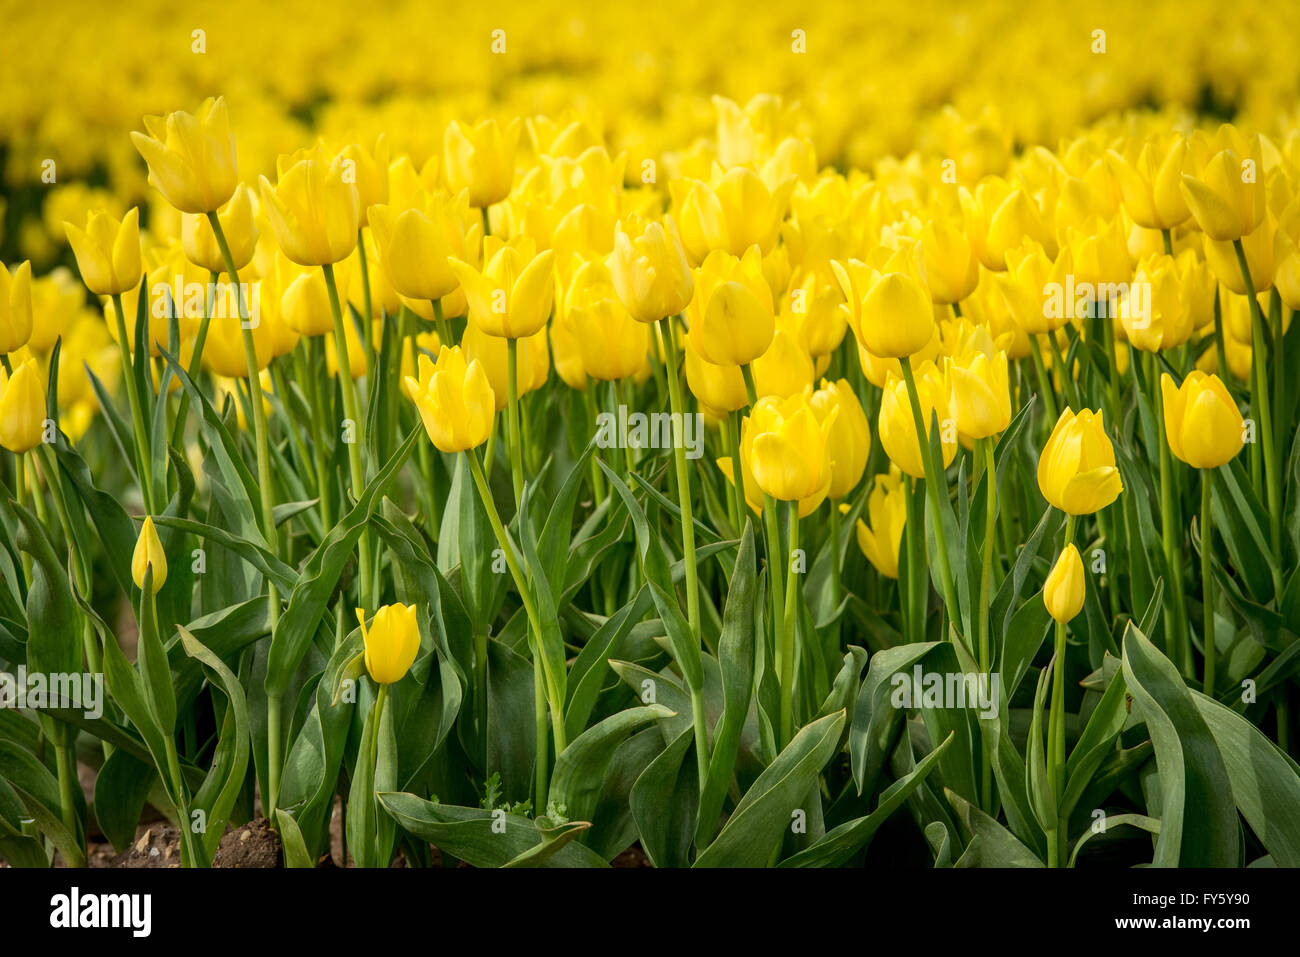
[506,337,525,505]
[1148,352,1191,676]
[658,317,700,636]
[898,355,959,641]
[431,298,452,350]
[1201,468,1216,698]
[1028,336,1059,426]
[779,502,801,749]
[977,437,997,812]
[109,292,156,513]
[54,739,81,859]
[581,383,606,504]
[1046,512,1077,865]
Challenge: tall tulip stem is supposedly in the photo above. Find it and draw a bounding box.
[505,337,526,505]
[109,292,156,514]
[977,437,997,811]
[779,501,800,749]
[1201,468,1216,698]
[658,316,700,637]
[1045,512,1076,867]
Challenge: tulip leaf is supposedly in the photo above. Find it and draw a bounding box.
[549,704,674,827]
[92,749,156,854]
[630,725,698,868]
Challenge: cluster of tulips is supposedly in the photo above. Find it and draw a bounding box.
[2,16,1300,867]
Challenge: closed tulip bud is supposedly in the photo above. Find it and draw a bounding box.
[747,391,835,507]
[918,217,979,304]
[810,378,870,499]
[131,516,168,593]
[607,215,695,323]
[752,326,814,399]
[685,341,748,413]
[785,270,847,358]
[64,208,143,296]
[369,190,470,302]
[1204,210,1276,294]
[280,266,336,338]
[832,261,935,358]
[1106,134,1190,230]
[338,135,390,223]
[672,166,794,262]
[1180,148,1266,242]
[462,322,549,410]
[1124,254,1194,351]
[449,236,554,339]
[562,260,650,382]
[1043,544,1085,624]
[963,181,1054,271]
[182,184,259,273]
[404,345,495,453]
[1037,408,1124,514]
[129,97,238,215]
[878,361,957,479]
[358,603,420,686]
[444,118,522,208]
[1000,240,1072,334]
[1161,371,1245,469]
[0,359,46,453]
[1,260,34,354]
[259,154,360,266]
[685,246,774,365]
[1064,218,1131,289]
[854,470,907,579]
[946,349,1011,440]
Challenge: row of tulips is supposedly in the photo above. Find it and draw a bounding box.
[1,91,1298,868]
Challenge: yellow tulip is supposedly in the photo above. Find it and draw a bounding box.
[1180,148,1266,242]
[131,516,168,593]
[405,345,495,454]
[1043,544,1085,624]
[449,235,554,339]
[26,267,83,353]
[832,262,935,359]
[129,97,238,215]
[1063,217,1131,289]
[1124,253,1195,352]
[878,361,956,479]
[1275,199,1300,310]
[854,470,907,579]
[280,266,336,338]
[607,215,695,323]
[672,166,795,262]
[918,217,979,304]
[182,184,259,274]
[962,180,1054,271]
[358,603,421,685]
[1037,407,1124,514]
[684,246,774,366]
[751,327,814,399]
[560,259,649,382]
[1160,371,1245,469]
[259,154,360,266]
[946,348,1011,440]
[1,260,33,354]
[338,134,390,224]
[685,340,748,414]
[1204,210,1275,294]
[64,208,143,296]
[369,190,470,302]
[444,118,522,208]
[783,269,847,358]
[810,378,870,499]
[462,322,549,411]
[1106,134,1190,231]
[747,391,835,505]
[0,358,46,453]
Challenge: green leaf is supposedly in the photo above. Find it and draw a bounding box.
[630,726,697,868]
[92,750,155,853]
[549,704,673,826]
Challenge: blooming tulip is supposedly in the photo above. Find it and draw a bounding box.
[1037,407,1124,514]
[1160,371,1245,469]
[358,603,421,685]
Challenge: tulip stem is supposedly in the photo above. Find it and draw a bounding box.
[780,502,800,750]
[582,380,606,504]
[898,355,960,641]
[659,316,700,638]
[1148,351,1191,676]
[1161,228,1173,256]
[1028,336,1059,426]
[506,338,526,505]
[1201,468,1216,698]
[109,292,157,514]
[323,261,373,610]
[169,272,219,449]
[431,298,452,351]
[1232,239,1282,600]
[1046,512,1076,866]
[719,412,740,532]
[977,437,997,812]
[357,228,374,363]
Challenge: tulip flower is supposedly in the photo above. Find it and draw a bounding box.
[833,262,936,359]
[130,97,238,215]
[1160,371,1244,470]
[878,361,956,480]
[0,358,45,453]
[369,190,471,302]
[607,215,695,323]
[64,208,143,296]
[338,135,390,224]
[751,326,814,399]
[946,348,1011,441]
[182,184,258,273]
[810,378,869,500]
[854,470,907,580]
[685,246,775,366]
[259,154,360,266]
[685,343,748,414]
[918,217,979,304]
[358,603,421,686]
[783,269,847,358]
[1044,544,1085,624]
[131,516,168,593]
[672,166,795,262]
[747,391,835,506]
[1037,407,1124,515]
[1180,147,1266,242]
[444,118,522,209]
[560,259,650,382]
[405,346,496,454]
[1107,133,1191,231]
[1123,253,1195,352]
[1,261,33,355]
[448,236,555,339]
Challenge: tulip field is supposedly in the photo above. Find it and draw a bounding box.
[2,0,1300,878]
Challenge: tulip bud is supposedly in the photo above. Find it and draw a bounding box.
[1,260,34,355]
[182,184,259,273]
[130,97,238,215]
[685,341,748,414]
[1044,544,1085,624]
[945,349,1011,440]
[1180,147,1266,242]
[685,247,775,366]
[444,118,522,208]
[358,603,421,685]
[1037,408,1124,514]
[259,153,360,266]
[561,260,650,382]
[1160,371,1245,469]
[64,208,143,296]
[0,359,46,453]
[746,392,835,507]
[132,516,168,593]
[449,236,554,339]
[405,345,496,453]
[607,215,695,323]
[832,261,935,359]
[370,190,470,302]
[854,470,907,579]
[918,218,979,304]
[810,378,870,499]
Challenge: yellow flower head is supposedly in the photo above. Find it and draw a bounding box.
[64,208,143,296]
[1,260,34,355]
[358,603,421,686]
[746,390,835,506]
[130,97,238,215]
[0,358,46,453]
[607,214,695,324]
[449,235,555,339]
[1160,371,1245,469]
[259,152,360,266]
[854,469,907,579]
[131,516,168,593]
[1044,544,1085,624]
[405,345,496,453]
[1037,407,1124,515]
[444,118,522,208]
